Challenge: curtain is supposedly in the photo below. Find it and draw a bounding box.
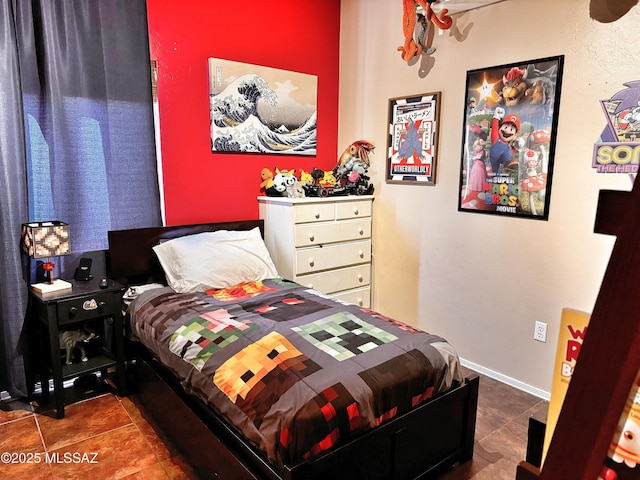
[0,0,161,398]
[0,0,30,398]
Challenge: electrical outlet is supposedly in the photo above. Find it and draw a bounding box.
[534,321,547,342]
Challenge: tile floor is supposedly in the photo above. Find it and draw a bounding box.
[0,367,547,479]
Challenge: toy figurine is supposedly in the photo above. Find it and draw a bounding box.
[333,140,375,195]
[397,0,452,62]
[302,168,329,197]
[59,328,98,365]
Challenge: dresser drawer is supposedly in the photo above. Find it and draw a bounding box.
[295,264,370,293]
[295,240,371,274]
[293,203,335,224]
[332,287,371,308]
[294,219,371,247]
[57,293,117,326]
[336,200,372,220]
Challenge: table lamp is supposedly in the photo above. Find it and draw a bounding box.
[21,221,72,294]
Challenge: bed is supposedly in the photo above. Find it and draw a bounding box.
[107,220,479,480]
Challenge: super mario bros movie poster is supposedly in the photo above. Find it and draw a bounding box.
[458,56,564,219]
[386,92,441,185]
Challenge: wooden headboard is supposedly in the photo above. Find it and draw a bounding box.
[106,220,264,286]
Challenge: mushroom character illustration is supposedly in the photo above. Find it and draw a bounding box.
[610,417,640,468]
[527,129,552,203]
[519,148,547,216]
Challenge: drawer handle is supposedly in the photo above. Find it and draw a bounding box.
[357,227,364,235]
[309,233,315,242]
[308,258,315,267]
[358,250,364,258]
[314,210,320,219]
[69,306,78,318]
[357,274,363,282]
[353,207,359,215]
[357,298,363,306]
[308,283,314,288]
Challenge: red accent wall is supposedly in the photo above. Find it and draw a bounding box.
[146,0,341,225]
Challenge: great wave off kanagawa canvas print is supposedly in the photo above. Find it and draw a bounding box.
[208,58,317,155]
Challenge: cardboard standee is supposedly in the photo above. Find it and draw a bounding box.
[543,308,640,479]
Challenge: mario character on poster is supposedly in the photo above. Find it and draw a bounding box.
[459,56,563,219]
[593,80,640,181]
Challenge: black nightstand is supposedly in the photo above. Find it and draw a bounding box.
[29,278,127,418]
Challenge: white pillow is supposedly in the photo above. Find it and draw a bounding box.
[152,227,279,293]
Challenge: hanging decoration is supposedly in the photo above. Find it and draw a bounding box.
[397,0,452,62]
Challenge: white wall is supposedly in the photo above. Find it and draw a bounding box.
[338,0,636,397]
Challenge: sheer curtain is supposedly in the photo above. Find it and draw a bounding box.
[0,0,161,398]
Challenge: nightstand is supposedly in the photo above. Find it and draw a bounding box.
[29,278,127,418]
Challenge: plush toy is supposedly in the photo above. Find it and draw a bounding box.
[272,169,288,194]
[311,168,326,185]
[286,178,305,198]
[268,168,301,197]
[299,170,314,187]
[264,167,285,196]
[397,0,452,62]
[260,167,274,193]
[322,170,337,187]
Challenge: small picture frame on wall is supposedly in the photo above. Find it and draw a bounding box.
[458,55,564,220]
[386,92,441,185]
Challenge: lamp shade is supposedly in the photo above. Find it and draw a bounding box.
[21,221,70,259]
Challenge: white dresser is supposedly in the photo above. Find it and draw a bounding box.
[258,195,373,307]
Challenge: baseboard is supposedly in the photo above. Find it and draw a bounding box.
[461,358,550,401]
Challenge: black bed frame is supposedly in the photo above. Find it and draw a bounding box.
[107,220,479,480]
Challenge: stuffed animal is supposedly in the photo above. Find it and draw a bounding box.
[322,170,337,187]
[272,170,287,194]
[397,0,452,62]
[259,167,274,192]
[268,168,299,197]
[286,178,305,198]
[311,168,325,185]
[299,170,314,187]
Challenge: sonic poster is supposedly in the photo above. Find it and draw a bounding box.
[593,81,640,179]
[458,56,564,220]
